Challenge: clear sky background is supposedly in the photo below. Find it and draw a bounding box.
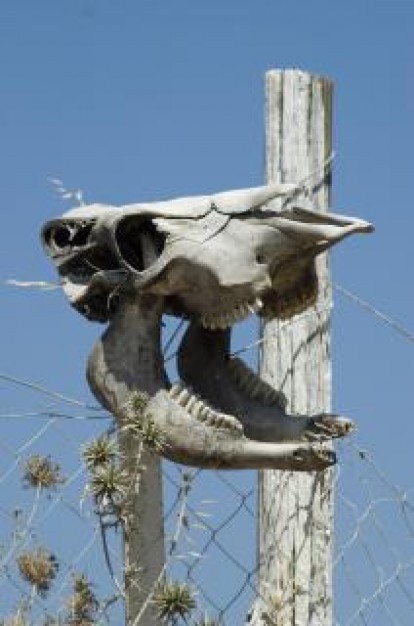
[0,1,413,624]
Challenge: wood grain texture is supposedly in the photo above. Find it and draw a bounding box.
[253,69,334,626]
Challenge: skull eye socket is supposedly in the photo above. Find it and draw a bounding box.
[115,215,166,272]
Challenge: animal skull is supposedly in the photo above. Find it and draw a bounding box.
[41,182,373,470]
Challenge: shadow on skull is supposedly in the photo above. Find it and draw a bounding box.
[41,184,373,471]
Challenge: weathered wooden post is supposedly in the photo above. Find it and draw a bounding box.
[253,69,334,625]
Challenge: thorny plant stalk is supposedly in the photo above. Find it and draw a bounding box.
[131,470,195,626]
[97,506,125,602]
[88,431,129,603]
[94,434,147,612]
[28,582,39,614]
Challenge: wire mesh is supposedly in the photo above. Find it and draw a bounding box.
[1,292,413,625]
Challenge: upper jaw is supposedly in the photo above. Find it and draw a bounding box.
[41,203,373,327]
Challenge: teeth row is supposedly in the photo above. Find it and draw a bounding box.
[201,298,263,330]
[169,383,243,435]
[264,283,318,320]
[227,357,287,409]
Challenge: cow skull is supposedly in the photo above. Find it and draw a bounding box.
[41,181,373,470]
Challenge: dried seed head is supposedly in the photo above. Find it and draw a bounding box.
[66,573,99,624]
[17,548,59,597]
[153,580,196,623]
[124,391,166,453]
[88,463,129,505]
[133,417,166,454]
[22,455,63,491]
[82,435,118,469]
[127,390,150,418]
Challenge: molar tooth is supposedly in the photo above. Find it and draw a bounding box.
[213,414,226,428]
[191,399,205,419]
[169,382,185,399]
[198,406,210,421]
[205,410,219,427]
[206,411,243,434]
[218,413,243,433]
[176,387,192,406]
[186,394,198,412]
[227,357,287,407]
[228,421,244,434]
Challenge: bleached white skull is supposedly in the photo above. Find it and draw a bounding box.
[42,182,373,470]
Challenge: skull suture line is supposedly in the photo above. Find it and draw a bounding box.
[41,181,373,471]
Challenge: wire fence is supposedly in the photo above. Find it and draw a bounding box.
[1,287,413,625]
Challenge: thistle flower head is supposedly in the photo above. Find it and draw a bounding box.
[153,580,196,623]
[22,455,63,491]
[82,435,118,469]
[17,548,59,597]
[66,573,99,624]
[88,463,129,505]
[124,391,166,454]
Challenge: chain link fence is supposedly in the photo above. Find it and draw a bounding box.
[1,303,413,624]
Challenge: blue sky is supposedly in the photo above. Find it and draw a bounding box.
[1,1,413,623]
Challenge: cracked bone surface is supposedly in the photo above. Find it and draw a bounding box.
[41,183,373,470]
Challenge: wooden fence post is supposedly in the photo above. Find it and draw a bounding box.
[252,69,334,625]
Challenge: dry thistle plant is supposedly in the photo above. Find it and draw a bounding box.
[153,579,196,623]
[124,390,166,454]
[17,548,58,598]
[82,435,118,469]
[66,573,99,625]
[88,463,129,506]
[22,455,63,491]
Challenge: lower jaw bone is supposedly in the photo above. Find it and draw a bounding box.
[86,296,339,471]
[177,322,354,446]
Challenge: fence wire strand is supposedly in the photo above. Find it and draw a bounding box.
[1,284,414,624]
